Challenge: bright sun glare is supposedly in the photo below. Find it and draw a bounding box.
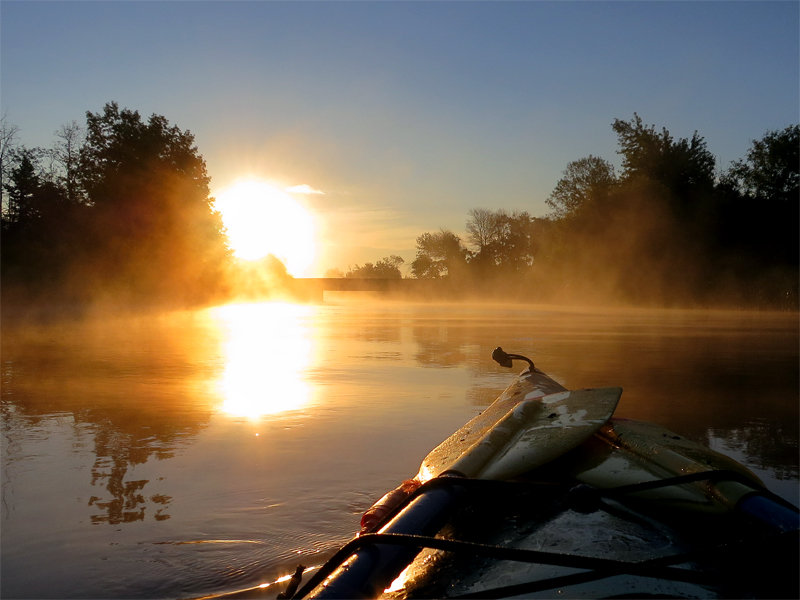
[215,302,312,418]
[214,181,315,276]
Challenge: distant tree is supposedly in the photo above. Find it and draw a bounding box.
[1,144,84,293]
[466,209,539,274]
[545,156,617,220]
[611,113,716,208]
[723,125,799,204]
[261,254,291,279]
[50,121,85,204]
[1,116,20,220]
[535,116,720,305]
[411,229,469,279]
[324,268,345,278]
[346,255,404,279]
[3,148,44,224]
[409,254,437,280]
[717,125,800,268]
[79,102,211,206]
[491,210,539,272]
[76,102,232,301]
[465,208,501,253]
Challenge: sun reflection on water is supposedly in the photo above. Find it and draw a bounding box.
[214,302,313,418]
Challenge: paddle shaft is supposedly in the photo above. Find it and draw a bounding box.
[305,482,465,599]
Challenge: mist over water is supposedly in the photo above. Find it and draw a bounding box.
[1,300,798,598]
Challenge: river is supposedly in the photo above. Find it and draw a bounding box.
[1,299,798,599]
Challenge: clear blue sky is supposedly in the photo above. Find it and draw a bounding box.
[2,1,797,275]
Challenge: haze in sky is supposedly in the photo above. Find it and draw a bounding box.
[2,1,797,276]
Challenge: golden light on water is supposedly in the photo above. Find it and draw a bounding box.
[214,302,313,417]
[213,180,316,276]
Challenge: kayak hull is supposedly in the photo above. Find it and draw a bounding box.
[377,417,798,599]
[291,364,798,600]
[379,483,798,599]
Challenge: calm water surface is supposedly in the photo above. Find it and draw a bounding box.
[2,300,798,599]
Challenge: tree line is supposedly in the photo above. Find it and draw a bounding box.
[2,103,233,307]
[3,104,797,310]
[363,115,796,308]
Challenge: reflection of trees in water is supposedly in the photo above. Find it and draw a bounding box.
[410,317,546,372]
[412,325,467,368]
[1,403,24,519]
[2,372,210,525]
[410,321,538,406]
[86,422,193,524]
[4,396,209,525]
[707,425,799,481]
[341,323,401,344]
[406,314,799,484]
[1,314,219,525]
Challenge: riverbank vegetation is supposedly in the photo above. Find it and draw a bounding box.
[2,103,234,308]
[2,104,797,311]
[394,116,798,309]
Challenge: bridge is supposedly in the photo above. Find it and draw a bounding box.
[286,278,439,301]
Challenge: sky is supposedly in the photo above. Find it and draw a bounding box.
[2,1,798,276]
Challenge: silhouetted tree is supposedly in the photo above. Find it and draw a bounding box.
[3,148,42,223]
[536,116,797,307]
[76,102,232,302]
[51,121,85,204]
[612,113,715,221]
[465,208,501,254]
[0,114,20,220]
[466,209,539,274]
[724,125,799,204]
[411,229,469,279]
[716,125,799,269]
[545,156,617,220]
[1,144,88,296]
[346,255,404,278]
[613,113,716,192]
[491,210,539,273]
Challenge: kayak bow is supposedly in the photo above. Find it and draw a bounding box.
[289,350,799,600]
[300,351,621,599]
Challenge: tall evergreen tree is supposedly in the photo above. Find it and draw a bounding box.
[4,148,41,224]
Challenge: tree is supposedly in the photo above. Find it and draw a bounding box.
[51,121,85,204]
[612,113,715,203]
[465,209,540,274]
[345,255,404,279]
[724,125,799,204]
[76,102,232,301]
[490,210,539,272]
[3,148,45,224]
[0,114,20,220]
[1,144,85,294]
[717,125,800,268]
[465,208,501,253]
[545,156,617,220]
[411,229,469,279]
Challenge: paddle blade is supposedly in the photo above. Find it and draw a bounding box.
[419,386,622,481]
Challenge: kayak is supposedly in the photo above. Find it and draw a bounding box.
[279,349,799,599]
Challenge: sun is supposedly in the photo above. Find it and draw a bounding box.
[214,181,315,276]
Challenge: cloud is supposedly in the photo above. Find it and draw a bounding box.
[285,184,324,195]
